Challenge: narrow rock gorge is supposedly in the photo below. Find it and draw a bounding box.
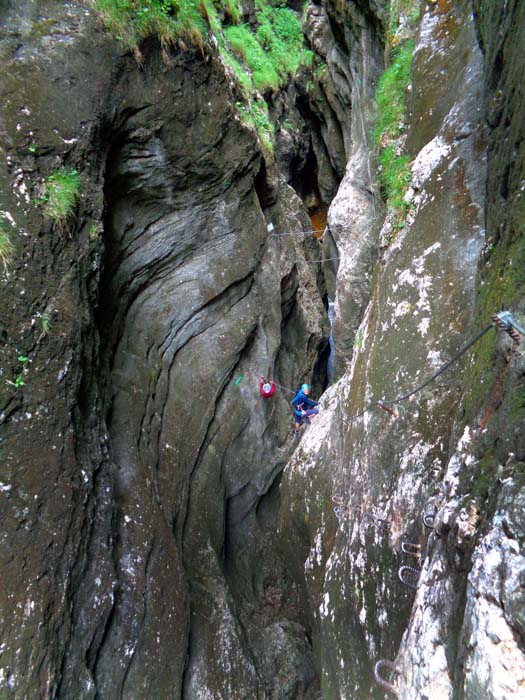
[0,1,523,699]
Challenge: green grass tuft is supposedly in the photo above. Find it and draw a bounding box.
[95,0,207,57]
[301,48,314,69]
[226,23,281,91]
[373,41,414,218]
[255,2,303,82]
[373,41,414,146]
[251,98,274,151]
[201,0,223,39]
[373,0,419,222]
[43,168,81,225]
[224,0,241,24]
[0,219,15,271]
[173,0,207,48]
[235,97,274,152]
[39,312,51,334]
[225,2,303,93]
[378,148,411,213]
[221,46,254,94]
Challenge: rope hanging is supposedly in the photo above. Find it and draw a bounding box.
[244,371,296,395]
[270,229,326,237]
[238,312,523,423]
[295,256,341,264]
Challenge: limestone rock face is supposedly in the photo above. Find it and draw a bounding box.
[0,2,327,698]
[277,2,521,697]
[394,2,525,697]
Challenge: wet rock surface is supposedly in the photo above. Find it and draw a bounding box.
[277,2,522,698]
[0,2,327,698]
[279,1,525,698]
[1,0,524,698]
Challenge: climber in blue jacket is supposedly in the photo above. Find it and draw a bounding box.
[292,383,319,435]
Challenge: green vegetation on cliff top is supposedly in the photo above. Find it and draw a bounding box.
[373,41,413,146]
[235,98,274,152]
[95,0,209,55]
[225,2,303,93]
[372,0,419,222]
[94,0,309,152]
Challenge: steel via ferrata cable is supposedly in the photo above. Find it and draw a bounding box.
[343,321,494,424]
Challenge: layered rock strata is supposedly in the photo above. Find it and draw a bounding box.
[1,0,524,698]
[0,2,328,697]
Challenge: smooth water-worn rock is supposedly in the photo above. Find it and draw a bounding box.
[394,1,525,697]
[0,2,328,698]
[301,0,385,376]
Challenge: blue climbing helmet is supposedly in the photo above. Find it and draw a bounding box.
[301,383,310,392]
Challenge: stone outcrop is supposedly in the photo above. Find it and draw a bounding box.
[0,2,328,698]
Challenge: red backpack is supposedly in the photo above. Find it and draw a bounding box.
[259,377,276,398]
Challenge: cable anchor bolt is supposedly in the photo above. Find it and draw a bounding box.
[423,511,436,530]
[491,311,524,344]
[398,565,420,590]
[401,541,422,556]
[374,660,400,695]
[376,401,398,417]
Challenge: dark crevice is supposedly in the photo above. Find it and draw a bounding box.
[324,9,350,59]
[223,484,250,572]
[312,335,331,394]
[255,470,283,530]
[289,141,323,209]
[280,264,299,331]
[254,158,277,211]
[295,95,343,202]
